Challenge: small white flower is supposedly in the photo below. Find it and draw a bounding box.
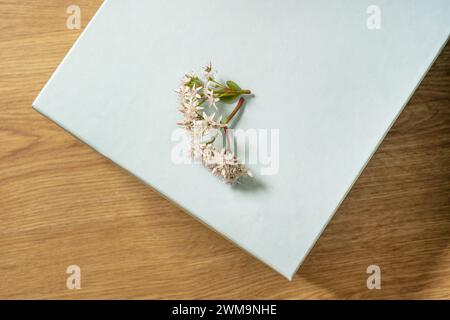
[189,85,202,100]
[181,73,194,85]
[184,100,203,114]
[206,148,250,184]
[204,86,220,109]
[203,63,215,80]
[202,112,215,123]
[202,112,224,129]
[175,85,189,102]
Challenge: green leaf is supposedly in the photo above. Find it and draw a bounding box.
[220,94,239,103]
[226,80,241,91]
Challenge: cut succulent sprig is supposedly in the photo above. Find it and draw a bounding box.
[176,64,253,185]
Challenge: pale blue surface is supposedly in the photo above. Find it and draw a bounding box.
[34,0,450,279]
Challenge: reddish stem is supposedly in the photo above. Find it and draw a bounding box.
[224,97,246,125]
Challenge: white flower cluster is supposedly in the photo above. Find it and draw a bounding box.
[176,64,253,185]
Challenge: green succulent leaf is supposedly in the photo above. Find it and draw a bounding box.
[220,94,239,103]
[226,80,241,91]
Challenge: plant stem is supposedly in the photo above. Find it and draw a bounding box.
[224,97,246,125]
[216,89,251,96]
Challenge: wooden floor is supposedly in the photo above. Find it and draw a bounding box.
[1,0,449,299]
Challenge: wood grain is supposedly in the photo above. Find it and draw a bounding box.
[0,0,449,299]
